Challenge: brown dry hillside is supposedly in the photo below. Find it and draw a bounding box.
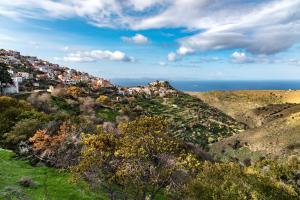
[188,90,300,158]
[188,90,300,128]
[210,113,300,158]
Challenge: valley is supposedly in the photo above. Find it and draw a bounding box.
[189,90,300,160]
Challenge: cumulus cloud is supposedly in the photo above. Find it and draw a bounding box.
[177,1,300,56]
[58,50,135,63]
[166,47,194,62]
[167,52,177,62]
[177,47,194,56]
[121,34,149,44]
[1,0,300,56]
[231,52,250,63]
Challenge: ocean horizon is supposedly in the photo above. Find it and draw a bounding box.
[111,79,300,92]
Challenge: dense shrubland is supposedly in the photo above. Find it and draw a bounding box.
[0,91,299,199]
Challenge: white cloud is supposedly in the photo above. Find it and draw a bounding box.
[62,46,70,51]
[59,50,135,63]
[159,61,167,66]
[167,52,177,62]
[177,1,300,55]
[177,47,194,56]
[199,56,222,63]
[121,34,149,44]
[126,0,165,11]
[289,59,300,65]
[231,52,248,63]
[166,47,194,62]
[1,0,300,56]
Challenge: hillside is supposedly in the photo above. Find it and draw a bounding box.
[0,49,246,148]
[128,91,246,147]
[188,90,300,128]
[2,50,299,198]
[189,90,300,159]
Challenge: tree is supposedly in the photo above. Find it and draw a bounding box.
[72,116,201,200]
[0,96,31,141]
[0,62,13,95]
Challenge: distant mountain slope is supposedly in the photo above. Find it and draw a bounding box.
[188,90,300,128]
[189,90,300,158]
[210,113,300,159]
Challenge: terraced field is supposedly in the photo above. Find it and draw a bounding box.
[130,92,246,148]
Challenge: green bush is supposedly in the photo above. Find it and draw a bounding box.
[0,96,31,137]
[3,118,44,148]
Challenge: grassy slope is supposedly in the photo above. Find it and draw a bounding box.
[132,92,246,147]
[188,90,300,159]
[0,149,105,200]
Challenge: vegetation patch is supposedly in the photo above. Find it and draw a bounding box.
[0,148,103,200]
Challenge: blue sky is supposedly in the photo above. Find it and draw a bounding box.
[0,0,300,80]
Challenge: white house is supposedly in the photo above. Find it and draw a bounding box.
[7,69,14,75]
[3,76,22,94]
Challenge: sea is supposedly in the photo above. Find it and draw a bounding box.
[111,79,300,92]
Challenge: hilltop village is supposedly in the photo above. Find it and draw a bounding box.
[0,49,176,97]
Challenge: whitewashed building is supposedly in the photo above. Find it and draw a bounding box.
[3,76,22,94]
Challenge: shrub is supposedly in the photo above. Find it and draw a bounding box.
[184,162,299,200]
[50,86,67,97]
[29,123,82,168]
[0,96,31,138]
[67,86,83,97]
[27,93,53,113]
[96,95,110,105]
[18,177,36,188]
[4,118,44,148]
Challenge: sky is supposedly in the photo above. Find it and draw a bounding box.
[0,0,300,81]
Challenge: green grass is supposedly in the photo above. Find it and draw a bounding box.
[0,149,106,200]
[96,108,118,122]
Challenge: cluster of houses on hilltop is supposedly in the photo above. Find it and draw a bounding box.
[1,49,178,97]
[0,49,114,94]
[118,80,177,97]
